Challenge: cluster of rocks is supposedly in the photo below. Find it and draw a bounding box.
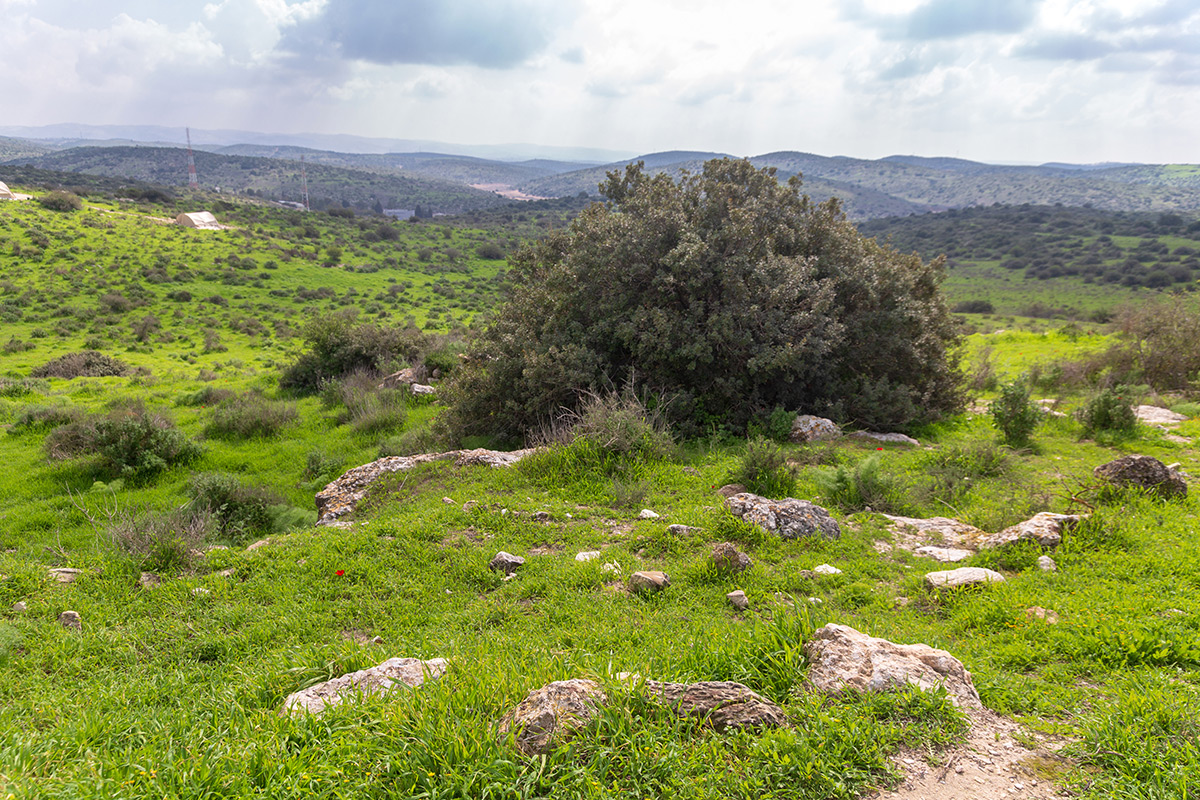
[315,448,538,525]
[790,414,920,447]
[288,624,982,759]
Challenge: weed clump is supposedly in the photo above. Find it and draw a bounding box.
[732,437,797,498]
[205,393,298,439]
[279,311,428,393]
[814,455,906,513]
[31,350,129,379]
[1076,386,1137,438]
[106,505,217,573]
[990,377,1041,448]
[38,190,83,212]
[189,473,284,542]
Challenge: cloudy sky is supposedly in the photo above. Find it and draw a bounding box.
[1,0,1197,163]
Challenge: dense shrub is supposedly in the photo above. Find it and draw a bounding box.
[46,405,202,482]
[38,190,83,212]
[814,455,906,513]
[205,393,298,439]
[476,243,505,260]
[1077,386,1138,438]
[990,378,1041,448]
[279,312,428,393]
[443,159,962,439]
[952,300,995,314]
[188,473,283,542]
[31,350,129,379]
[732,437,797,498]
[0,377,47,398]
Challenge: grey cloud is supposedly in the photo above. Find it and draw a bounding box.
[279,0,571,69]
[846,0,1042,41]
[1090,0,1200,32]
[1014,34,1117,61]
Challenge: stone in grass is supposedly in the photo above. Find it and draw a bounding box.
[138,572,162,588]
[924,567,1005,589]
[575,551,602,562]
[790,415,841,443]
[641,680,787,731]
[488,551,525,575]
[710,542,752,574]
[725,493,841,541]
[803,623,981,708]
[727,590,750,611]
[637,509,660,520]
[668,524,703,536]
[914,546,973,563]
[283,657,448,716]
[628,571,670,595]
[1025,606,1060,624]
[1037,555,1058,572]
[813,564,842,575]
[48,568,84,584]
[978,512,1086,550]
[1093,455,1188,500]
[498,679,607,756]
[58,610,82,630]
[716,484,747,498]
[13,601,27,613]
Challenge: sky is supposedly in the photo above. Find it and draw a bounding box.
[0,0,1197,164]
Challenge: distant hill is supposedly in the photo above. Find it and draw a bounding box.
[0,136,55,162]
[2,146,510,213]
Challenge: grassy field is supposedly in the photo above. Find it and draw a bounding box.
[1,189,1199,799]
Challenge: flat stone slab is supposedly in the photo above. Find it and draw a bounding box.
[316,448,538,524]
[642,680,787,731]
[978,512,1086,549]
[725,493,841,540]
[849,431,920,446]
[881,515,988,551]
[925,567,1006,589]
[1135,405,1187,427]
[914,546,974,563]
[283,657,448,715]
[48,568,85,584]
[498,679,607,756]
[629,570,670,594]
[804,623,981,708]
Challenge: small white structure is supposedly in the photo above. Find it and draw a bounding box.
[175,211,221,229]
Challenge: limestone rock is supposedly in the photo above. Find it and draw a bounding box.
[58,610,82,630]
[489,552,525,575]
[48,568,84,584]
[849,431,920,446]
[710,542,751,573]
[12,601,27,613]
[498,679,607,756]
[924,567,1006,589]
[283,657,448,715]
[979,512,1086,550]
[1094,455,1187,499]
[716,483,747,498]
[882,515,987,551]
[726,590,749,611]
[532,511,551,523]
[637,509,660,520]
[629,571,670,595]
[642,680,787,731]
[803,623,981,708]
[410,383,436,396]
[813,563,842,575]
[725,493,841,540]
[316,448,538,525]
[1037,555,1058,572]
[138,572,162,588]
[790,415,841,443]
[668,524,702,536]
[246,538,271,551]
[575,551,601,562]
[378,365,427,389]
[914,546,974,563]
[1135,405,1187,427]
[1025,606,1059,624]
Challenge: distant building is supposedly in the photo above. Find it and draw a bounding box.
[383,208,415,219]
[175,211,221,229]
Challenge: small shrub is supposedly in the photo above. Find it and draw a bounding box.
[733,437,797,498]
[303,450,344,482]
[107,506,216,573]
[205,394,298,439]
[0,377,47,398]
[10,405,83,434]
[952,300,995,314]
[46,405,202,482]
[814,455,906,513]
[608,478,650,509]
[31,351,129,379]
[176,386,236,407]
[280,312,429,393]
[189,473,282,542]
[1077,386,1138,438]
[532,388,674,463]
[748,406,796,443]
[990,377,1041,448]
[476,243,505,260]
[38,190,83,212]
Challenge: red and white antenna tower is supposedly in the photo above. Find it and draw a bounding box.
[300,154,310,212]
[186,127,198,187]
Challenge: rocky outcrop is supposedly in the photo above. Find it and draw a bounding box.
[790,415,841,443]
[1135,405,1187,428]
[498,679,607,756]
[913,546,973,563]
[378,365,427,389]
[924,567,1006,589]
[725,493,841,540]
[1094,455,1187,499]
[882,515,988,551]
[803,623,981,708]
[978,512,1085,549]
[849,431,920,446]
[282,657,448,715]
[315,448,538,524]
[642,680,787,731]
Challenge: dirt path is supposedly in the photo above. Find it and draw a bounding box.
[868,708,1071,800]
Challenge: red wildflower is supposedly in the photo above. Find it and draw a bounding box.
[335,569,345,576]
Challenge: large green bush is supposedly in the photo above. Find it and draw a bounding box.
[45,405,202,482]
[442,159,962,438]
[279,312,428,393]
